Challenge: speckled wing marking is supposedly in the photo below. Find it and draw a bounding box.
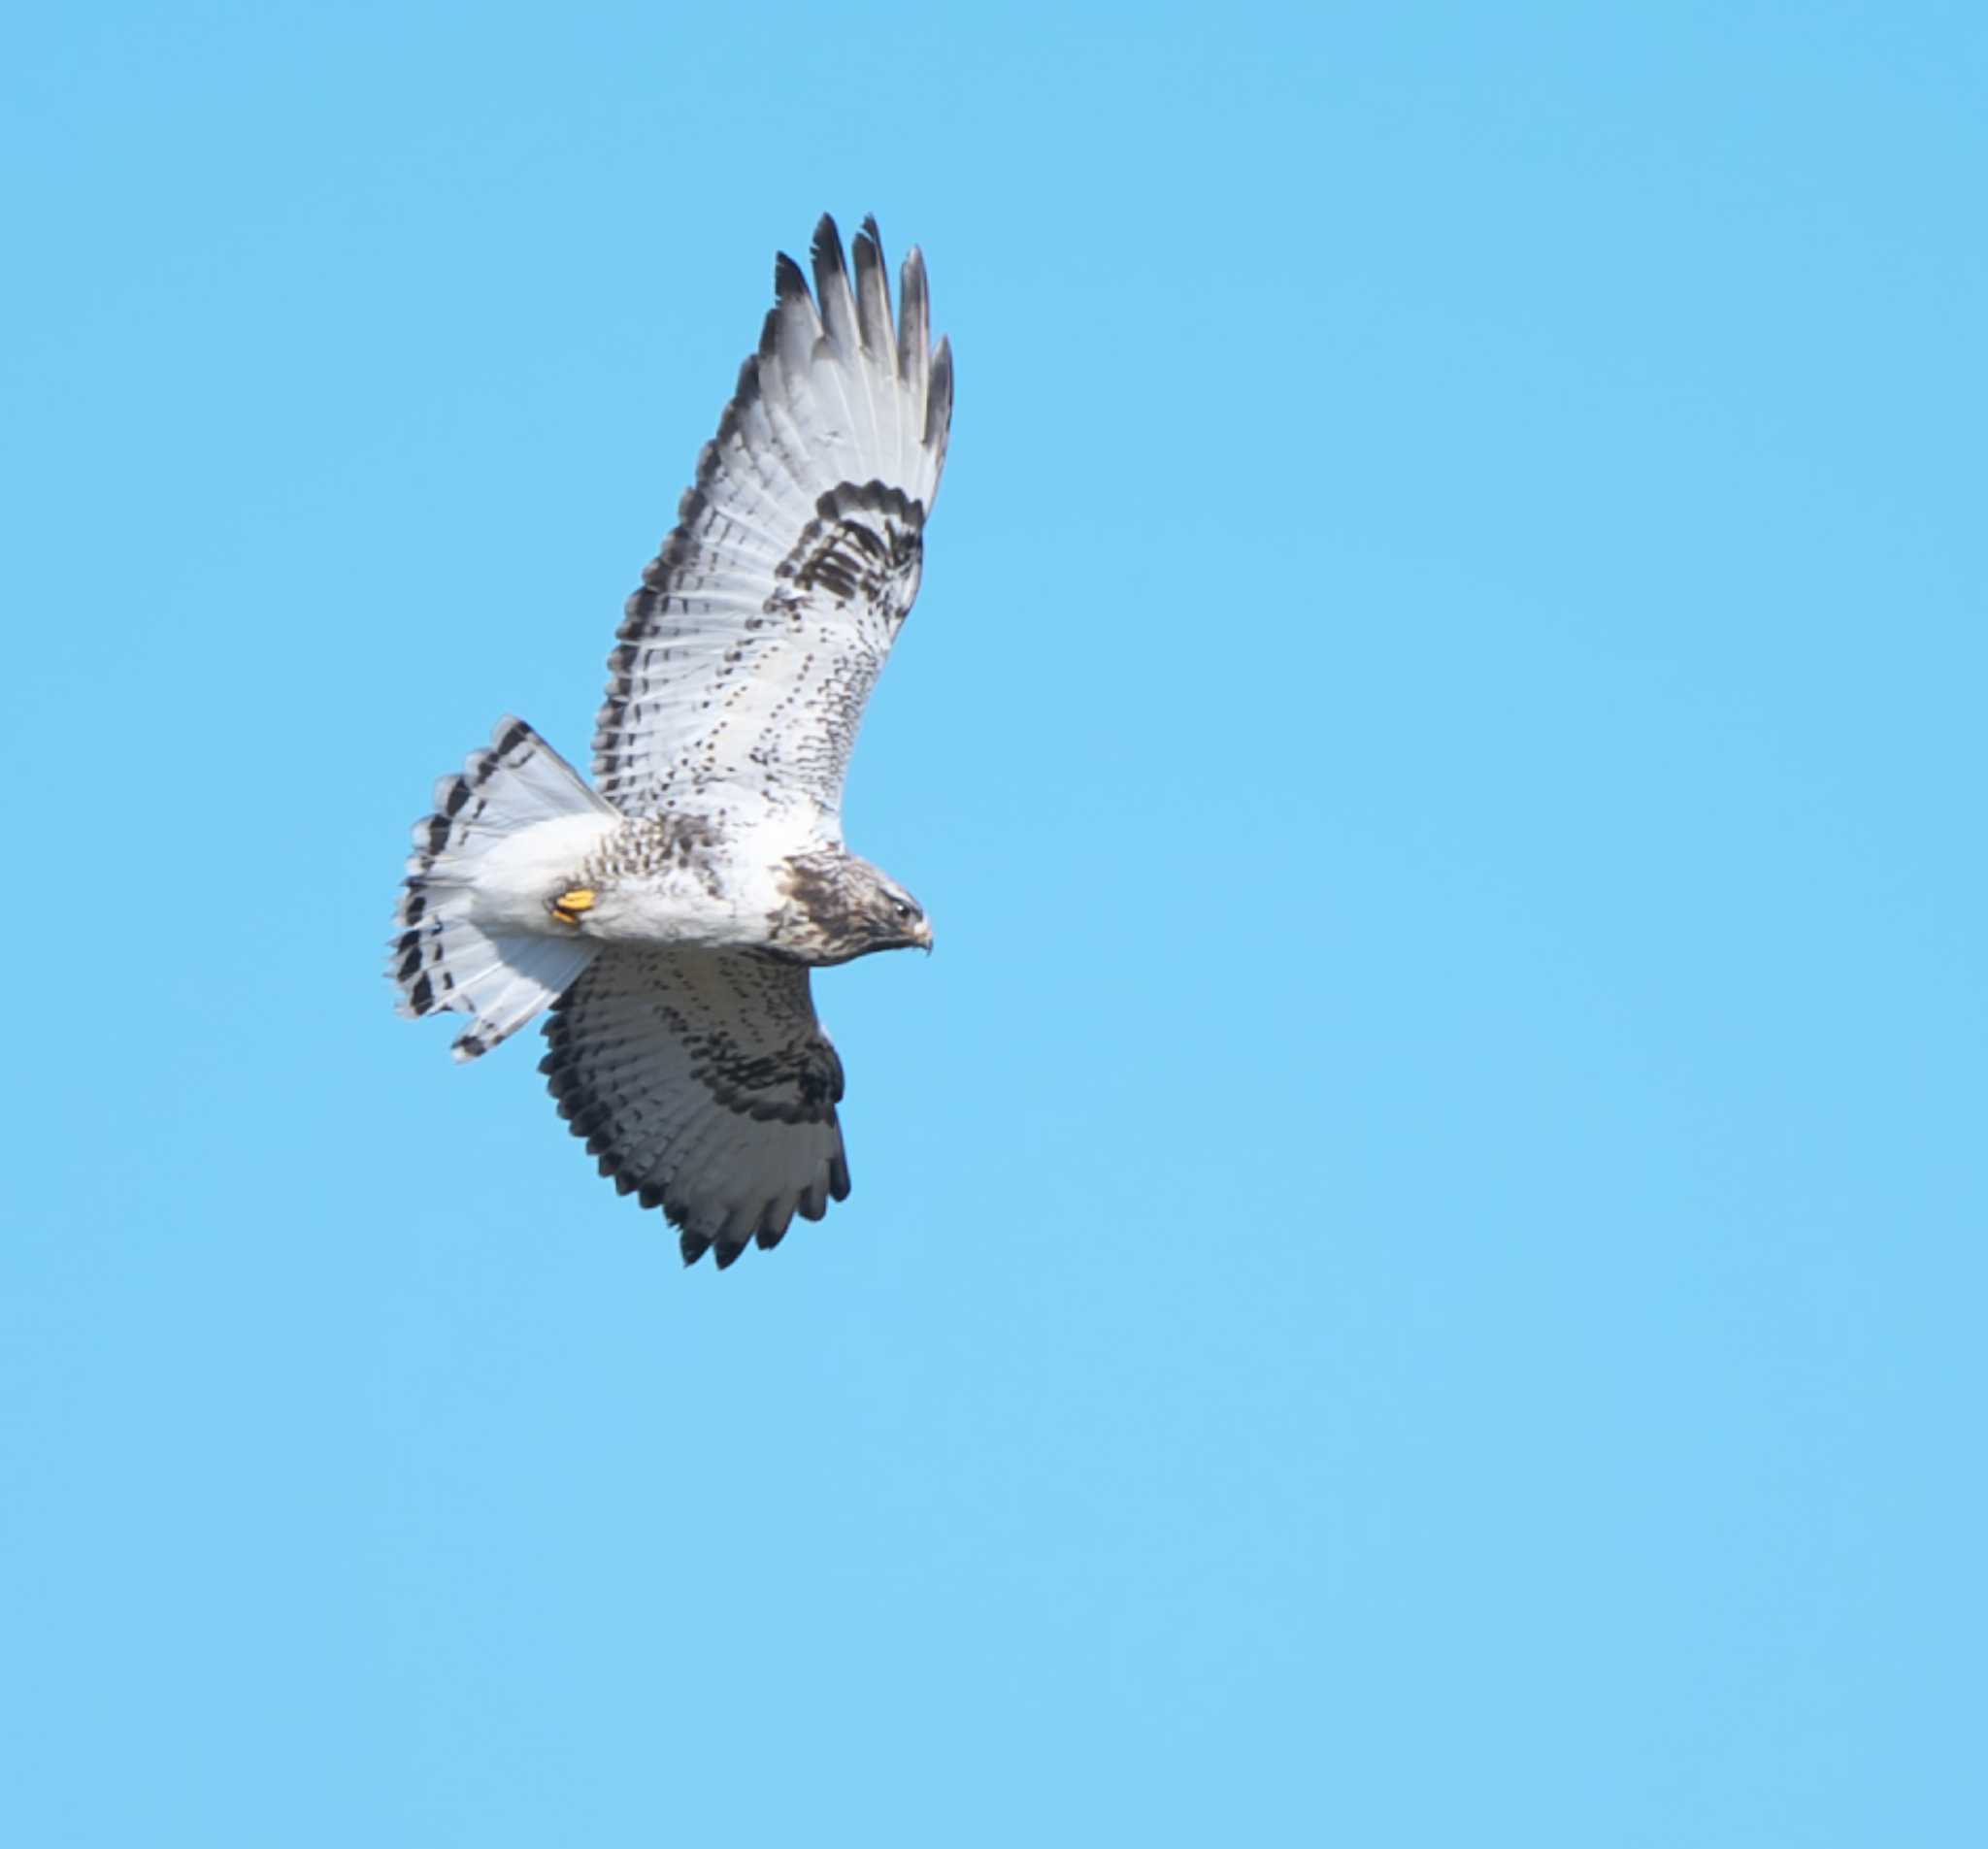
[594,215,953,825]
[539,946,851,1268]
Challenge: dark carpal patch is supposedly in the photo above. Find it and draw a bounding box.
[780,481,925,614]
[695,1034,845,1124]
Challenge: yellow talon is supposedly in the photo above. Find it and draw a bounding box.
[550,887,597,925]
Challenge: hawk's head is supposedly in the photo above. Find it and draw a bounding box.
[773,850,932,965]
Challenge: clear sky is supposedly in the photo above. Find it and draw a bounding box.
[4,2,1982,1842]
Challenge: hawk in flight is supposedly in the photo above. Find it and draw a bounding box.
[389,215,953,1268]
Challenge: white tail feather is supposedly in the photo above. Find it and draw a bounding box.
[389,716,614,1060]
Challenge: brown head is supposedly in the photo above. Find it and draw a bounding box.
[771,849,932,966]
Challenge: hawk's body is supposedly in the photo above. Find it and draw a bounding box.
[389,216,952,1267]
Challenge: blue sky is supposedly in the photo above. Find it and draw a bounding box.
[4,2,1983,1841]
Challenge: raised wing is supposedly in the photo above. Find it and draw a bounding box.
[540,945,851,1268]
[595,215,953,828]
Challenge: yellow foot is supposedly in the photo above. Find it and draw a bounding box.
[549,887,597,927]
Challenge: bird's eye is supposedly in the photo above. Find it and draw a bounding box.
[891,900,914,921]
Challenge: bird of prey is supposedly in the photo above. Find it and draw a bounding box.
[388,215,953,1268]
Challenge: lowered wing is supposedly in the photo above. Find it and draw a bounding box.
[540,945,850,1268]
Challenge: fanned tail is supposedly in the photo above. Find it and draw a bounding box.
[389,716,612,1061]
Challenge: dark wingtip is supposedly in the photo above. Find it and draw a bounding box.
[811,214,845,273]
[679,1231,712,1267]
[927,336,954,446]
[712,1238,747,1271]
[773,250,810,303]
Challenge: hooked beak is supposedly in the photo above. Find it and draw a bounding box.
[914,916,935,953]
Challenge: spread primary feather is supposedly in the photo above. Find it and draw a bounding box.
[388,215,952,1269]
